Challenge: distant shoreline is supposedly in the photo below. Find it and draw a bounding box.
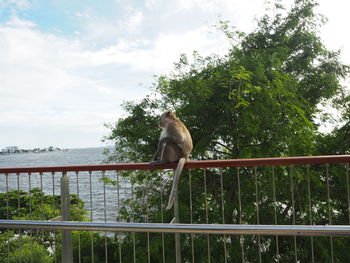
[1,146,68,155]
[0,146,111,156]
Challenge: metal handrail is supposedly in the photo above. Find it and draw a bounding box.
[0,155,349,173]
[1,155,349,263]
[1,220,350,237]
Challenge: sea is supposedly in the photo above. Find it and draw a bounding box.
[0,147,106,167]
[0,147,129,222]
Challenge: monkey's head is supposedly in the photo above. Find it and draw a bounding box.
[159,110,176,128]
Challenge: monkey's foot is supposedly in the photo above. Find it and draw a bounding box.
[150,160,167,165]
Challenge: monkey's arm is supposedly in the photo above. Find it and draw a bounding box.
[158,136,180,146]
[152,148,161,161]
[152,139,166,161]
[153,136,178,161]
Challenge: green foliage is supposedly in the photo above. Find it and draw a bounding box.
[0,188,87,222]
[0,189,88,262]
[316,94,350,155]
[0,233,53,263]
[103,0,350,262]
[104,2,348,162]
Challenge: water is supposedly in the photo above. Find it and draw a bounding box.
[0,147,106,167]
[0,147,130,222]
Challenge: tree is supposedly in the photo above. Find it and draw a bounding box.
[0,234,53,263]
[0,189,88,262]
[103,0,349,262]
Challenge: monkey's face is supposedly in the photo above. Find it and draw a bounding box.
[159,110,175,128]
[159,114,167,128]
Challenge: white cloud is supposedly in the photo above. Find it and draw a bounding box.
[0,17,150,148]
[9,0,30,9]
[145,0,161,11]
[118,8,144,32]
[73,11,91,19]
[317,0,350,64]
[176,0,222,12]
[80,26,229,73]
[1,0,350,149]
[0,14,232,148]
[0,0,30,12]
[4,15,36,27]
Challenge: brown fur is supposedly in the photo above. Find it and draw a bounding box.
[151,110,193,209]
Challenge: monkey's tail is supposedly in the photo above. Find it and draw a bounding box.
[166,157,186,210]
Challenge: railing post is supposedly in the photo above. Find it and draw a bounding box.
[174,189,181,263]
[61,172,73,263]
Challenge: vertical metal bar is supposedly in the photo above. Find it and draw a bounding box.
[76,172,81,263]
[306,165,315,263]
[61,172,73,263]
[116,171,122,263]
[102,171,108,263]
[345,163,350,224]
[40,173,44,253]
[146,186,151,263]
[174,188,181,263]
[160,175,165,263]
[52,172,55,199]
[17,173,22,263]
[28,174,32,215]
[325,164,334,263]
[5,173,10,263]
[271,166,280,262]
[89,171,94,263]
[220,168,228,263]
[189,170,195,263]
[289,166,297,263]
[254,167,262,263]
[131,181,136,263]
[28,172,33,263]
[237,167,245,263]
[52,172,57,263]
[204,169,211,263]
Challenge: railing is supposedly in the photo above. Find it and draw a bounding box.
[0,155,349,263]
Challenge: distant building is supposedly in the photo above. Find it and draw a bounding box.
[1,146,63,154]
[3,146,19,153]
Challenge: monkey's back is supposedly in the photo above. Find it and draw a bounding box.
[170,119,193,156]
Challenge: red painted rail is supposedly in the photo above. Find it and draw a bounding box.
[0,155,349,174]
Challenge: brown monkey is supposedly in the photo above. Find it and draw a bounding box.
[151,110,193,209]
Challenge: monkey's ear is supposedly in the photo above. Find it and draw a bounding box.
[166,110,176,119]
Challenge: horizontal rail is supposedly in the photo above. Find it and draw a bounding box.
[0,155,349,174]
[1,220,350,237]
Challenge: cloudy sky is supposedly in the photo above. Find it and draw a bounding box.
[0,0,349,149]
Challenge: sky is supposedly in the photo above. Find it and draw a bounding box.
[0,0,349,149]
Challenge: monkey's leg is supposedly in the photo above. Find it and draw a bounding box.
[152,143,163,161]
[151,143,170,165]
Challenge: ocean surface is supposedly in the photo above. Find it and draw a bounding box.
[0,147,130,222]
[0,147,106,167]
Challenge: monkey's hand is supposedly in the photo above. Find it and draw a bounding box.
[150,151,162,165]
[150,160,158,165]
[152,151,160,161]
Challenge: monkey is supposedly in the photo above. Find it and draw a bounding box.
[151,110,193,209]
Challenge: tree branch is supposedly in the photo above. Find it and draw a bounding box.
[213,141,234,154]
